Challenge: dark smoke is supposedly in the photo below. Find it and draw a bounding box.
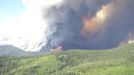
[41,0,134,51]
[91,0,134,49]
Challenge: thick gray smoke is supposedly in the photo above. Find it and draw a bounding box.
[41,0,134,51]
[41,0,111,51]
[92,0,134,49]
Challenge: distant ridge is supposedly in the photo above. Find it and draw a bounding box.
[0,45,25,56]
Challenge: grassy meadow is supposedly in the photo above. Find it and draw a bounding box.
[0,43,134,75]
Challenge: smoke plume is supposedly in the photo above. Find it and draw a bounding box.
[1,0,134,52]
[41,0,134,51]
[41,0,112,51]
[92,0,134,49]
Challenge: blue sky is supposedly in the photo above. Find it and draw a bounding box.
[0,0,26,22]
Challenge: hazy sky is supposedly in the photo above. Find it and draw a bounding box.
[0,0,25,23]
[0,0,70,52]
[0,0,54,51]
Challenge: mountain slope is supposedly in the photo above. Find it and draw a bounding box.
[0,43,134,75]
[0,45,26,56]
[0,45,43,56]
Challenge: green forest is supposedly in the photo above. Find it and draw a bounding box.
[0,43,134,75]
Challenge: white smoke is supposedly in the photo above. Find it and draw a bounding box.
[0,0,113,52]
[0,0,63,51]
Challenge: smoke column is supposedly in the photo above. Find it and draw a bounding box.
[90,0,134,49]
[1,0,134,52]
[41,0,112,51]
[41,0,134,51]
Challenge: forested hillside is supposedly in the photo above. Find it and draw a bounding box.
[0,44,134,75]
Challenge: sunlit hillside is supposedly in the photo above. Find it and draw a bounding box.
[0,43,134,75]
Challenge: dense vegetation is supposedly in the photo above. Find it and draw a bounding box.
[0,43,134,75]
